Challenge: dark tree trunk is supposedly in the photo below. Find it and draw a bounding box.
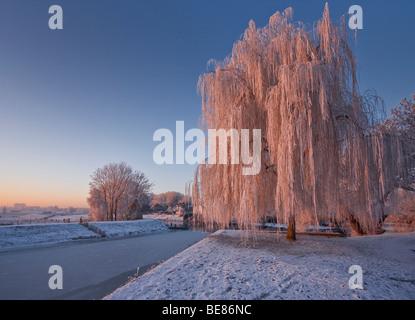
[348,211,365,236]
[340,207,385,236]
[287,215,296,241]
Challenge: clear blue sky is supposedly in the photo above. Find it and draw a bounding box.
[0,0,414,207]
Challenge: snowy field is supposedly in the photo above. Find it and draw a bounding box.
[105,230,415,300]
[87,219,169,237]
[0,219,169,249]
[0,223,99,249]
[0,211,88,225]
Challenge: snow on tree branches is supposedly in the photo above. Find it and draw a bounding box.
[192,4,415,239]
[88,162,153,221]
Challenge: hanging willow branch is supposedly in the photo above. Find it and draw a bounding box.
[192,4,415,237]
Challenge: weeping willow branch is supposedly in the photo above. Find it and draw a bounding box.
[192,3,415,238]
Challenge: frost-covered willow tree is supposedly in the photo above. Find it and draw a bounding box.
[192,4,414,239]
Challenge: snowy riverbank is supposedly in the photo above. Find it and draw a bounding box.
[105,230,415,300]
[87,219,169,237]
[0,223,99,249]
[0,219,169,250]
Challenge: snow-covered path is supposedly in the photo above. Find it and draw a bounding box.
[106,230,415,300]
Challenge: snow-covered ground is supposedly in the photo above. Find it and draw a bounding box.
[0,211,88,225]
[0,223,99,249]
[87,219,169,237]
[105,230,415,300]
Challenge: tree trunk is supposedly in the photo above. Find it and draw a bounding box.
[348,209,385,236]
[348,211,365,236]
[287,215,296,241]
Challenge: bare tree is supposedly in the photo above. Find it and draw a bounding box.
[88,188,107,221]
[380,95,415,193]
[87,162,153,221]
[66,207,75,214]
[152,191,184,209]
[383,95,415,138]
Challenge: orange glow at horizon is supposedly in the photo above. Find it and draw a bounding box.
[0,182,89,208]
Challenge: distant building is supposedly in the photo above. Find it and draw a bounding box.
[14,203,26,211]
[174,202,193,217]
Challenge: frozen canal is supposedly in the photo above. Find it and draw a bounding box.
[0,230,209,300]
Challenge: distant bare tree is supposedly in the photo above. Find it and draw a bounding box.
[152,191,184,209]
[383,95,415,138]
[381,95,415,192]
[87,162,153,221]
[1,206,6,215]
[66,207,75,214]
[47,206,59,213]
[87,188,107,221]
